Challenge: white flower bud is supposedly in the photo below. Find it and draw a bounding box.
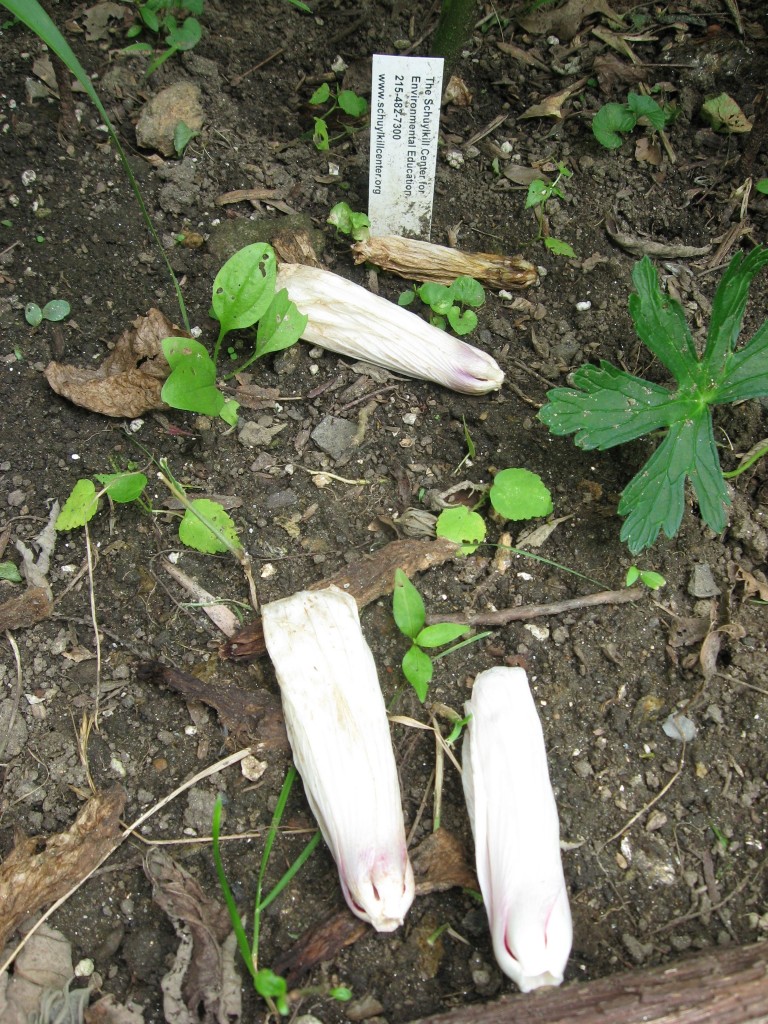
[276,263,504,394]
[261,586,414,931]
[462,667,572,992]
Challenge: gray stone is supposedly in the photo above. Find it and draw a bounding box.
[311,415,358,460]
[688,562,720,598]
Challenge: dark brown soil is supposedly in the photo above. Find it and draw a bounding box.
[1,1,767,1022]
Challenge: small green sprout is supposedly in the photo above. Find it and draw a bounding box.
[756,179,768,195]
[398,276,485,335]
[25,298,70,327]
[123,0,204,76]
[525,163,576,258]
[173,120,200,156]
[327,201,370,241]
[539,247,768,552]
[0,562,23,583]
[453,416,476,474]
[625,565,666,590]
[393,569,471,701]
[592,91,675,150]
[435,467,554,552]
[309,80,368,151]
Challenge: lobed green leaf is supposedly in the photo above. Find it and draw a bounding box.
[629,257,701,387]
[713,320,768,403]
[702,245,768,380]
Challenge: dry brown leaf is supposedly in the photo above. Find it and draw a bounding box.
[272,910,367,987]
[0,786,126,949]
[0,925,76,1024]
[443,75,472,107]
[605,218,711,258]
[412,828,476,895]
[517,0,624,41]
[44,308,182,418]
[145,848,238,1024]
[0,586,51,631]
[519,77,589,120]
[502,163,549,186]
[85,994,147,1023]
[593,53,647,94]
[635,136,662,166]
[496,40,550,71]
[736,566,768,601]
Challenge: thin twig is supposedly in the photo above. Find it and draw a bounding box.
[599,744,686,849]
[0,747,253,975]
[426,587,644,626]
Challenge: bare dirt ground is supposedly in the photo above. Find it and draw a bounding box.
[0,1,767,1021]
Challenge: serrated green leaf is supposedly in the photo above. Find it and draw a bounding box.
[402,643,432,701]
[449,276,485,308]
[0,562,22,583]
[162,337,225,416]
[94,471,147,503]
[544,237,576,258]
[626,92,668,131]
[337,89,367,117]
[713,320,768,403]
[539,362,694,449]
[618,414,728,553]
[212,244,276,338]
[309,82,330,105]
[446,306,477,335]
[393,568,425,638]
[490,468,553,521]
[56,479,99,530]
[179,499,239,554]
[629,257,701,387]
[592,102,637,148]
[702,245,768,380]
[254,288,307,359]
[42,299,70,321]
[525,179,549,208]
[435,506,486,554]
[416,622,470,648]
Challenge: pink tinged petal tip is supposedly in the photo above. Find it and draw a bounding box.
[261,586,414,932]
[462,666,573,992]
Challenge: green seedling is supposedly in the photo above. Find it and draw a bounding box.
[327,201,370,241]
[173,120,200,156]
[123,0,204,77]
[393,569,472,701]
[24,298,70,327]
[212,770,347,1017]
[539,247,768,553]
[525,163,576,258]
[0,562,22,583]
[1,0,189,329]
[453,416,476,474]
[435,467,554,553]
[161,242,307,426]
[309,80,368,151]
[592,91,675,150]
[756,179,768,195]
[625,565,666,590]
[398,276,485,335]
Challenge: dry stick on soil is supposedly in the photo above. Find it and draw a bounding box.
[599,743,686,849]
[0,631,23,762]
[425,587,643,626]
[0,747,252,975]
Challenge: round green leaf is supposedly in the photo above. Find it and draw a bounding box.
[446,306,478,335]
[161,337,225,417]
[338,89,367,117]
[309,82,331,105]
[592,102,637,148]
[179,499,239,554]
[435,506,486,554]
[94,471,147,504]
[42,299,70,321]
[25,303,43,327]
[449,276,485,308]
[490,468,553,521]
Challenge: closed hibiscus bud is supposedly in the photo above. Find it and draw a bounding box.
[275,263,504,395]
[261,585,414,932]
[462,666,572,992]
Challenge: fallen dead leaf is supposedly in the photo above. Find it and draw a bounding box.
[0,786,126,949]
[516,0,624,41]
[412,828,476,895]
[605,218,711,258]
[443,75,472,107]
[145,848,241,1024]
[272,910,367,987]
[519,77,589,120]
[736,565,768,602]
[635,135,662,166]
[496,40,550,72]
[0,924,76,1024]
[85,994,147,1023]
[593,53,647,94]
[45,308,181,418]
[0,586,52,631]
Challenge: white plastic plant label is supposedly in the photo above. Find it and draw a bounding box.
[368,54,444,239]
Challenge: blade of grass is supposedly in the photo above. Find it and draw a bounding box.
[1,0,190,331]
[211,795,258,984]
[257,831,321,913]
[252,766,297,968]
